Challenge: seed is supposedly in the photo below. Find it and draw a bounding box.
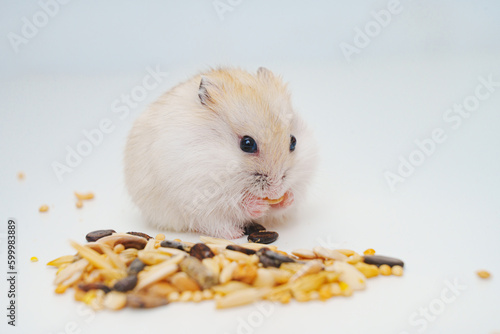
[476,270,491,279]
[379,264,392,276]
[74,192,94,200]
[313,247,348,261]
[138,250,170,265]
[243,222,266,235]
[31,256,38,262]
[291,249,317,259]
[190,243,215,260]
[201,258,220,276]
[126,293,168,308]
[215,287,271,309]
[392,265,404,276]
[202,289,214,300]
[212,281,252,295]
[219,261,238,284]
[146,282,178,297]
[155,233,165,241]
[248,231,279,244]
[97,234,148,250]
[347,253,363,265]
[127,231,153,240]
[168,291,180,301]
[289,260,323,283]
[160,240,191,251]
[47,255,76,267]
[363,248,376,256]
[363,255,404,267]
[103,291,127,310]
[253,268,276,288]
[192,291,203,302]
[76,200,83,209]
[232,263,258,285]
[223,249,254,263]
[179,291,193,302]
[85,229,116,242]
[39,205,49,212]
[78,282,111,293]
[354,262,379,278]
[113,275,138,292]
[113,244,125,253]
[327,261,366,290]
[267,268,293,284]
[179,256,219,289]
[336,249,356,257]
[54,258,89,286]
[291,272,327,295]
[135,255,185,291]
[170,272,201,291]
[55,284,68,294]
[17,172,25,180]
[199,236,236,246]
[226,244,256,255]
[256,248,295,268]
[128,258,146,275]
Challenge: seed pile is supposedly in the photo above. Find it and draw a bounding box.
[48,230,405,310]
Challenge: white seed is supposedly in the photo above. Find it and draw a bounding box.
[219,261,238,284]
[215,288,271,309]
[289,260,324,283]
[313,246,348,261]
[253,268,276,288]
[327,261,366,291]
[291,249,317,259]
[199,236,235,245]
[103,291,127,310]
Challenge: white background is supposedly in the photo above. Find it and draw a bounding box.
[1,1,499,333]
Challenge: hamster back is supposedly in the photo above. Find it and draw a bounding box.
[124,67,317,238]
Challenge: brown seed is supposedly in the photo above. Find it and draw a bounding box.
[160,240,191,251]
[179,256,219,289]
[85,229,116,242]
[77,282,111,293]
[126,293,168,308]
[190,243,215,260]
[127,231,153,240]
[243,222,266,235]
[226,244,256,255]
[113,275,138,292]
[363,255,404,267]
[248,231,279,244]
[127,258,146,275]
[256,248,295,268]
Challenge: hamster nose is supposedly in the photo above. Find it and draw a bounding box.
[254,173,268,180]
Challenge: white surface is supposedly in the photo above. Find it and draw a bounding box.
[1,1,500,334]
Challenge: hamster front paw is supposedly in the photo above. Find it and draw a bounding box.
[241,193,269,219]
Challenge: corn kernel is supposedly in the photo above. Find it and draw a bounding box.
[339,281,349,291]
[17,172,25,180]
[476,270,491,279]
[76,200,83,209]
[55,284,68,294]
[363,248,376,255]
[379,264,392,276]
[155,233,166,241]
[74,192,94,200]
[30,256,38,262]
[39,205,49,212]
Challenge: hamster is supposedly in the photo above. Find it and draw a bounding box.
[124,67,317,239]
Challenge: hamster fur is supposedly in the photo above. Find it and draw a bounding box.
[124,67,317,239]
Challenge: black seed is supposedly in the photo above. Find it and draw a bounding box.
[128,258,146,275]
[226,244,256,255]
[113,275,138,292]
[77,282,111,293]
[85,229,116,242]
[363,255,404,268]
[189,243,215,260]
[243,222,266,235]
[256,247,295,268]
[126,231,153,240]
[119,237,147,250]
[248,231,278,244]
[160,240,190,251]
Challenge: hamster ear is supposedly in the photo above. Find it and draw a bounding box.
[257,67,274,80]
[198,76,212,106]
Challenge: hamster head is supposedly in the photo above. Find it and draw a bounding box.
[196,67,317,223]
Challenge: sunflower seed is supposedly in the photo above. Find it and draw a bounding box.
[248,231,279,244]
[363,255,404,267]
[85,229,116,242]
[113,275,138,292]
[226,244,256,255]
[126,231,152,240]
[78,282,111,293]
[243,222,266,235]
[189,243,215,260]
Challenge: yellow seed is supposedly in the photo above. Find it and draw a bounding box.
[363,248,376,255]
[74,192,94,200]
[168,291,180,302]
[379,264,392,276]
[39,205,49,212]
[17,172,25,180]
[319,285,333,300]
[30,256,39,262]
[330,283,342,296]
[476,270,491,279]
[279,291,292,304]
[113,244,125,254]
[202,289,214,300]
[355,262,380,278]
[192,291,203,303]
[179,291,193,302]
[336,249,355,257]
[55,284,68,294]
[82,290,97,305]
[155,233,166,241]
[76,200,83,209]
[339,281,349,291]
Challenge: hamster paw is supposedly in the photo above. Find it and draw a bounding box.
[241,194,269,219]
[218,227,244,240]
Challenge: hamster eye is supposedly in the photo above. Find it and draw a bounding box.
[290,135,297,152]
[240,136,258,153]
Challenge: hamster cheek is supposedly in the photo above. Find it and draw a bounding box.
[241,194,269,219]
[270,191,294,210]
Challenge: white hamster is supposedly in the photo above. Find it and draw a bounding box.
[124,67,317,239]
